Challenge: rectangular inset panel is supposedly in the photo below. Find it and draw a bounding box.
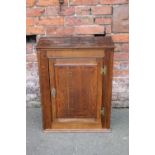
[55,64,98,118]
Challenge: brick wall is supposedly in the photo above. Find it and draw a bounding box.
[26,0,129,107]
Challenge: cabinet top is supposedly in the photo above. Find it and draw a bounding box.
[36,36,114,49]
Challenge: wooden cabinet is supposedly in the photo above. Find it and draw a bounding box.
[36,36,114,132]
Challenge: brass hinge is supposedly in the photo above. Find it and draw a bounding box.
[100,66,107,75]
[101,107,105,116]
[51,88,56,98]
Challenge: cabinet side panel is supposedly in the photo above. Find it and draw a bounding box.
[37,50,52,129]
[96,59,103,123]
[102,49,114,129]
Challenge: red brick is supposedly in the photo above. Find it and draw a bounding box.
[26,0,35,7]
[114,43,129,52]
[46,6,75,16]
[75,6,112,15]
[75,6,92,15]
[70,0,98,5]
[27,26,45,35]
[26,17,38,26]
[45,7,59,16]
[26,17,35,26]
[37,17,64,26]
[114,52,129,61]
[113,70,128,77]
[26,54,37,62]
[61,6,75,16]
[27,8,45,17]
[75,25,105,35]
[95,17,112,25]
[113,4,129,33]
[46,27,74,36]
[92,6,112,15]
[113,61,129,78]
[112,34,129,42]
[104,25,111,33]
[26,43,33,54]
[65,16,94,26]
[37,0,59,6]
[100,0,128,4]
[37,0,68,6]
[113,61,128,70]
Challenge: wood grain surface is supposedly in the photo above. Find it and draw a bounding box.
[37,36,114,131]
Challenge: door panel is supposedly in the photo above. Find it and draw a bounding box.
[55,65,97,118]
[49,58,103,129]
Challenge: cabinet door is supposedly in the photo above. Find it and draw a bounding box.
[49,58,103,129]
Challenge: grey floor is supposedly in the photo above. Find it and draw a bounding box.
[26,108,129,155]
